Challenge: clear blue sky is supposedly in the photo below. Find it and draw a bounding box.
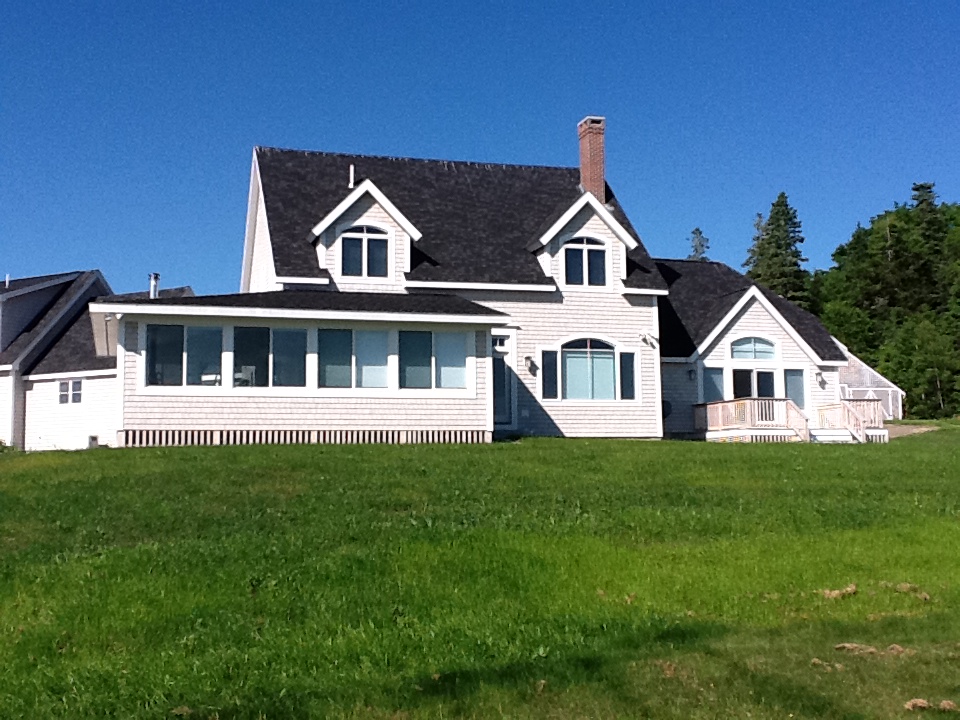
[3,2,958,295]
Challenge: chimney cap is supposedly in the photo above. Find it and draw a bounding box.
[578,115,606,132]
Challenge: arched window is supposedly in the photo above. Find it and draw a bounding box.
[563,237,605,286]
[341,225,388,278]
[561,338,615,399]
[730,337,775,360]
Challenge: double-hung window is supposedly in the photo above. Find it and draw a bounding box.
[59,380,82,404]
[541,339,634,400]
[564,238,606,286]
[341,225,388,278]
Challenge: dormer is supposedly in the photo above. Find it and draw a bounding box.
[310,177,421,292]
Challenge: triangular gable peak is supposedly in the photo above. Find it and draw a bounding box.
[696,286,844,366]
[525,192,639,253]
[310,178,422,243]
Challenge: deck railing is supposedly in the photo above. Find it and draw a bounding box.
[840,398,885,428]
[694,398,809,441]
[817,402,866,443]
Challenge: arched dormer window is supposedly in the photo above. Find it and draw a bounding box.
[341,225,388,278]
[563,237,605,286]
[731,337,775,360]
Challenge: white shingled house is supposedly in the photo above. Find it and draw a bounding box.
[11,117,897,449]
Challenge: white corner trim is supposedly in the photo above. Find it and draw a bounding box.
[527,193,639,252]
[622,287,669,296]
[88,301,507,327]
[276,276,331,285]
[239,151,261,293]
[310,179,422,242]
[696,286,830,366]
[26,368,118,381]
[405,281,557,293]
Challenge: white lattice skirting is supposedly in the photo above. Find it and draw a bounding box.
[121,428,493,447]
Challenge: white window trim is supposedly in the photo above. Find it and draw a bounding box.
[137,322,478,400]
[538,334,641,403]
[491,328,518,429]
[334,222,395,284]
[559,236,612,292]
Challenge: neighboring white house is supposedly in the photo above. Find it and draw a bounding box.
[0,271,112,449]
[13,116,898,449]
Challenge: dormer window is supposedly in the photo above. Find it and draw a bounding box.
[341,225,388,278]
[563,237,605,286]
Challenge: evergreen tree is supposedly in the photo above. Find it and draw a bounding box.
[743,193,810,308]
[687,227,710,260]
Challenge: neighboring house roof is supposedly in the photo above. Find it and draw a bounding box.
[26,288,195,376]
[655,259,846,362]
[27,309,117,375]
[255,147,667,292]
[0,271,108,368]
[100,289,506,318]
[0,271,80,297]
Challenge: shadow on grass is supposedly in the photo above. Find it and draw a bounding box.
[745,667,870,720]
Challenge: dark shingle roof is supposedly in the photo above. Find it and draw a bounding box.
[101,287,196,301]
[105,290,505,318]
[27,309,116,375]
[255,147,666,292]
[655,259,846,362]
[0,271,79,296]
[0,271,108,367]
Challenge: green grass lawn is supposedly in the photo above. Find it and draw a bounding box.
[2,426,959,719]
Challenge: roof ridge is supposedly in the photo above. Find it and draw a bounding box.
[255,146,579,173]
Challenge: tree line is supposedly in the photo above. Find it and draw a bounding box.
[687,184,960,418]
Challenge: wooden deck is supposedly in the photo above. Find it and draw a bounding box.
[694,398,885,443]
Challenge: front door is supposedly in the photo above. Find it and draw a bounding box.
[492,332,515,426]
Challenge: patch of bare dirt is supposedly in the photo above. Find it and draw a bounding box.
[887,424,938,440]
[822,583,857,599]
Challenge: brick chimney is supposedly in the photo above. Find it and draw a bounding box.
[578,116,606,201]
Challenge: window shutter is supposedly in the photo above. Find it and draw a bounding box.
[542,350,558,399]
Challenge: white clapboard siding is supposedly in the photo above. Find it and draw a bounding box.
[700,298,840,425]
[0,372,13,446]
[318,195,408,293]
[247,180,281,292]
[24,375,119,450]
[121,327,488,436]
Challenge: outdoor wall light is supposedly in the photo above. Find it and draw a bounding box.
[815,371,825,386]
[687,368,696,381]
[525,356,537,374]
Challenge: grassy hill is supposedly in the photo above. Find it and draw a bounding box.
[2,427,959,718]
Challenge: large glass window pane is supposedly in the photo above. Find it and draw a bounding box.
[620,353,635,400]
[342,237,363,276]
[757,371,775,398]
[367,238,388,277]
[703,368,724,402]
[754,340,775,360]
[565,248,583,285]
[732,369,753,398]
[146,324,184,386]
[399,331,432,389]
[273,329,306,387]
[591,351,616,399]
[318,329,352,388]
[186,327,222,386]
[562,350,591,399]
[731,337,775,359]
[785,369,805,409]
[234,327,269,387]
[435,332,467,389]
[355,330,388,388]
[587,249,606,286]
[542,350,558,399]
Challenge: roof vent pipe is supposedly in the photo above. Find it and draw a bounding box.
[149,273,160,299]
[348,164,355,189]
[4,274,8,289]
